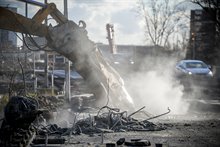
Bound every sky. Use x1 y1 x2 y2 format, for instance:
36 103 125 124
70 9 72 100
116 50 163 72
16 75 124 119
0 0 200 46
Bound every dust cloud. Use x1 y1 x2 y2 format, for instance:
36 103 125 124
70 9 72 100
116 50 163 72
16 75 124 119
126 54 190 115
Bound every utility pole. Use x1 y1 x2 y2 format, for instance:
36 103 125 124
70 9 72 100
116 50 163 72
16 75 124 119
64 0 71 101
44 0 49 88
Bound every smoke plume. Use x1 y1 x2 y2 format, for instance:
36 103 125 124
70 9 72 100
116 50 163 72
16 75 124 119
126 52 189 115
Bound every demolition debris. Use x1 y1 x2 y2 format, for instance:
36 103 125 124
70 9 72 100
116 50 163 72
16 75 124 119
0 96 169 146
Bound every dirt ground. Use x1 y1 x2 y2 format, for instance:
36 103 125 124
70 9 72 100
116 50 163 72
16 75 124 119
1 99 220 147
57 113 220 147
1 84 220 147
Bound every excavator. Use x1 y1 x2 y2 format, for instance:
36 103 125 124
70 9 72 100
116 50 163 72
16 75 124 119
0 1 135 146
0 1 134 107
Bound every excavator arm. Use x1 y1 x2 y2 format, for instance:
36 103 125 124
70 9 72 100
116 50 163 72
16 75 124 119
0 6 47 36
0 1 133 109
0 2 72 36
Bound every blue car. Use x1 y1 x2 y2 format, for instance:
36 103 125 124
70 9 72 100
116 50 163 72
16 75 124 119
176 60 213 77
50 70 83 79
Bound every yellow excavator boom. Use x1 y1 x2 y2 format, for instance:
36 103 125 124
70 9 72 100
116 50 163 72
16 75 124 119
0 2 133 109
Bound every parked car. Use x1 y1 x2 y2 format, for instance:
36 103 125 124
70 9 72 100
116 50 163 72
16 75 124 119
176 60 213 77
51 70 83 79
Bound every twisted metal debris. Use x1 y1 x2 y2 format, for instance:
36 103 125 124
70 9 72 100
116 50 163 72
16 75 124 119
36 105 170 136
0 96 171 147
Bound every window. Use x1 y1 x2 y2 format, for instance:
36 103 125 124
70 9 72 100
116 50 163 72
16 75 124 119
186 62 207 68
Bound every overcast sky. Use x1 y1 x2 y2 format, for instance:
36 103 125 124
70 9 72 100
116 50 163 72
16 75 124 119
0 0 200 46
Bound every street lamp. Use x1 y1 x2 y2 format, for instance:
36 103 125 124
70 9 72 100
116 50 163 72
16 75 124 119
191 32 196 59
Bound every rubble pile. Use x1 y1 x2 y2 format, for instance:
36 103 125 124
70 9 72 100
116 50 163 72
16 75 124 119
0 96 169 146
75 106 164 134
36 106 165 136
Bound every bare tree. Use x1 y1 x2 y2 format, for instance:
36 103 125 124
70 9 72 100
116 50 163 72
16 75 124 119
137 0 189 49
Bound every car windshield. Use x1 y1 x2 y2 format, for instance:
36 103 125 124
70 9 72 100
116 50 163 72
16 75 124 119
186 62 207 69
